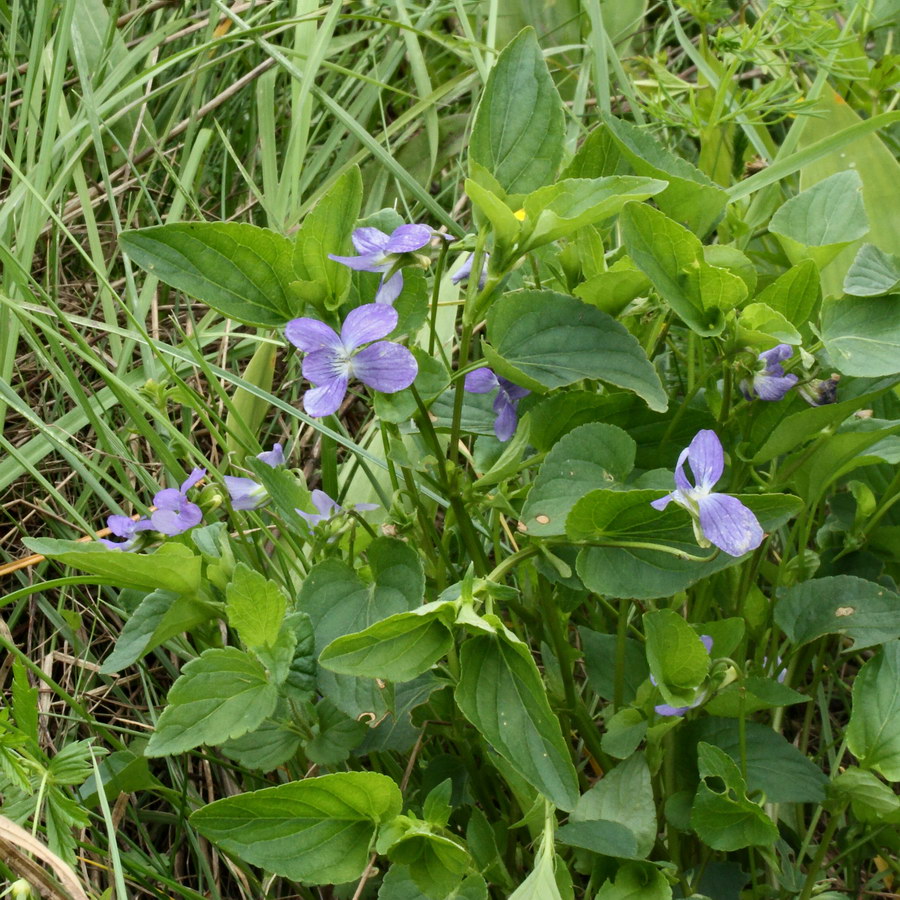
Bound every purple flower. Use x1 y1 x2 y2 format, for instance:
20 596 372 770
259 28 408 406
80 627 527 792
329 224 437 305
224 444 287 510
451 253 488 289
741 344 798 401
99 514 154 551
654 635 713 717
147 468 205 535
799 374 840 406
464 367 529 442
651 430 764 557
295 489 378 527
285 304 418 418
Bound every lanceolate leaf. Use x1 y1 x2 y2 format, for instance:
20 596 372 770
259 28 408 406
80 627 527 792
191 772 402 884
483 290 667 412
120 222 299 326
455 634 580 811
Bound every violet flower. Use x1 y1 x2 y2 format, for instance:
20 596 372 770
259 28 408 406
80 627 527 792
654 635 714 716
296 489 378 527
329 224 438 305
464 367 529 442
451 253 488 289
99 514 153 551
741 344 798 401
224 443 286 511
651 430 764 557
285 304 417 418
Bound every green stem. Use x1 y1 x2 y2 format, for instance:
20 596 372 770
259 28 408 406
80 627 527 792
320 427 338 498
796 802 847 900
613 598 629 712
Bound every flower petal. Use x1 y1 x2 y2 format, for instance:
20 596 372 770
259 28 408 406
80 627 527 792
687 430 724 492
351 227 391 255
384 223 433 253
152 487 184 511
700 634 714 654
655 703 691 717
754 372 798 402
499 378 530 401
340 303 398 349
650 492 676 511
375 271 403 305
673 447 693 494
150 500 202 535
257 443 285 467
493 399 518 442
285 317 342 353
311 489 341 518
180 467 206 493
697 492 764 557
303 348 345 386
303 377 349 417
759 343 793 369
351 341 418 393
107 514 139 538
224 476 267 510
464 367 499 394
327 252 386 272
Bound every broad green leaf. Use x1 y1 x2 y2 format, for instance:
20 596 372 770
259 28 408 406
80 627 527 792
620 203 745 335
469 28 565 194
225 339 277 456
644 610 709 705
775 575 900 650
594 862 672 900
359 673 442 755
847 641 900 781
574 265 651 318
601 709 648 759
703 245 757 296
521 423 635 536
456 634 580 811
191 772 402 884
563 753 655 859
305 699 367 766
465 176 521 267
220 704 303 773
579 628 649 704
736 302 801 345
528 391 613 451
562 126 626 179
225 563 286 651
690 743 778 851
755 259 820 328
319 601 455 683
284 611 317 703
685 719 827 803
24 539 202 596
99 589 216 675
705 677 810 717
78 750 162 807
821 295 900 376
483 290 667 411
575 495 803 599
519 177 667 252
554 820 638 858
601 113 727 236
385 826 471 899
119 223 298 326
843 243 900 297
830 767 900 822
379 866 488 900
508 824 562 900
146 648 278 756
293 165 362 310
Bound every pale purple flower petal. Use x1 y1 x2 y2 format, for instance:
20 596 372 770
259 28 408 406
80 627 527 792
296 489 378 528
224 476 268 511
303 377 349 417
673 447 692 494
384 224 433 253
493 400 518 442
108 515 140 538
464 367 499 393
327 252 387 272
302 348 347 386
699 634 714 653
312 489 341 518
285 318 342 353
180 468 206 493
351 342 418 393
375 270 403 305
655 702 692 717
686 430 724 492
451 253 488 289
340 303 398 349
152 488 184 511
500 378 530 402
351 227 391 255
697 493 765 557
149 500 202 536
257 443 285 467
650 492 676 511
742 344 798 402
759 344 793 367
753 372 798 402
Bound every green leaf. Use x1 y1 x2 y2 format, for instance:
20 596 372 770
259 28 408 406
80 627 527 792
847 641 900 781
24 539 202 596
519 177 667 252
843 243 900 297
146 648 278 756
528 391 613 451
521 423 635 537
465 176 521 267
601 709 648 760
225 563 286 651
601 112 727 236
220 702 303 773
821 295 900 376
508 825 563 900
386 827 471 899
191 771 402 884
455 633 580 811
119 222 299 326
830 767 900 822
579 628 649 705
594 862 672 900
284 611 317 703
644 610 709 706
775 575 900 650
620 203 745 336
245 456 313 525
319 601 455 683
483 290 667 411
379 866 489 900
574 265 651 318
469 27 565 194
705 677 810 717
769 170 868 250
305 699 367 766
755 259 820 328
226 340 277 456
736 302 801 345
690 743 778 851
293 166 362 311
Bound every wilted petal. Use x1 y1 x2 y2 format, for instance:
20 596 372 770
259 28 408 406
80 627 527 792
686 430 724 492
257 443 285 467
754 372 798 402
697 493 764 557
351 227 391 255
352 341 418 393
180 468 206 493
303 377 348 417
375 270 403 305
384 223 432 253
327 252 386 273
464 367 499 394
493 399 518 442
303 348 346 386
340 303 398 349
285 317 342 353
